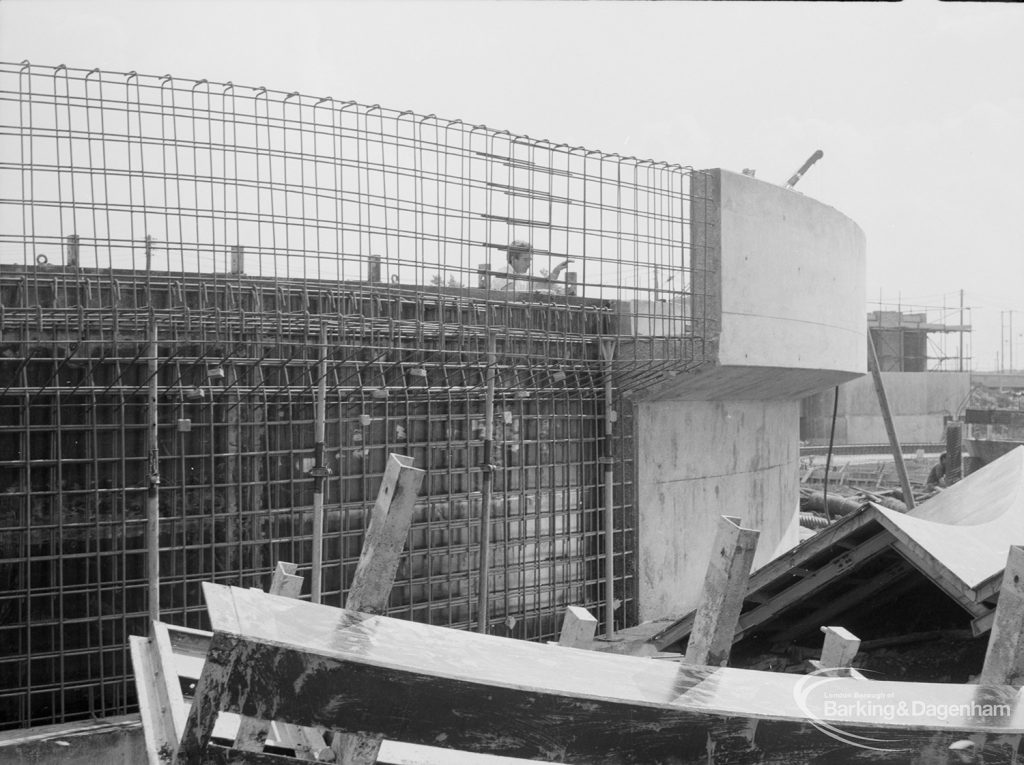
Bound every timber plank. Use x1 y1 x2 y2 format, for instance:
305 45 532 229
139 621 543 763
973 609 997 638
175 632 241 764
817 625 860 669
173 584 1024 764
558 606 598 649
980 546 1024 685
347 453 425 614
152 621 189 743
200 744 304 764
652 508 885 650
884 531 989 618
730 533 893 643
339 453 424 762
769 559 914 645
684 516 759 666
129 635 178 765
269 561 303 600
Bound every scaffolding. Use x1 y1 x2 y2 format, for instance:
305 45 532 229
868 302 972 373
0 61 713 729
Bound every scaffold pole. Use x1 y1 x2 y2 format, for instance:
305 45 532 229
147 321 160 629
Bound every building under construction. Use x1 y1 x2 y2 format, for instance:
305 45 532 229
0 61 869 745
868 307 971 373
0 61 711 730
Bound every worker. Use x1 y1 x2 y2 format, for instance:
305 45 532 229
926 452 947 490
490 239 571 293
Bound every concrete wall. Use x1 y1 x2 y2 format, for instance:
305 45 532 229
801 372 971 445
973 372 1024 390
636 400 800 621
636 169 866 621
717 173 866 381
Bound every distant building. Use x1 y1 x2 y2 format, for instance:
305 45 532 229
868 310 970 373
801 310 973 446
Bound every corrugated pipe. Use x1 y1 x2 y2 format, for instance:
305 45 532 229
799 512 831 530
800 491 867 518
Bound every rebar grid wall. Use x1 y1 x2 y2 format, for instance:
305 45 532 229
0 62 713 729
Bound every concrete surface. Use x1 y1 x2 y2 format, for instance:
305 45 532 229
801 371 971 445
716 171 865 380
973 372 1024 390
635 169 866 622
637 399 801 621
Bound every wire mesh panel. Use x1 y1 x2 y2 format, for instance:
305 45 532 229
0 62 712 372
0 61 710 729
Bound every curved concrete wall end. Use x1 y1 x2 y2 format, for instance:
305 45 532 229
636 169 867 623
717 170 866 380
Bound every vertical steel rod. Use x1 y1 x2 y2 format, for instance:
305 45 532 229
146 321 160 628
821 386 839 524
959 289 964 372
867 330 916 510
311 326 328 603
601 339 616 638
477 332 497 634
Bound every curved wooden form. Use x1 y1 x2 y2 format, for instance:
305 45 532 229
169 584 1024 765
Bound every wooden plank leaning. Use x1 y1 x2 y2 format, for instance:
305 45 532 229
128 630 179 765
683 515 759 667
979 545 1024 686
331 453 425 763
952 548 1024 765
346 454 425 614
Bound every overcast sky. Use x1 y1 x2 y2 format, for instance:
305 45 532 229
2 0 1022 371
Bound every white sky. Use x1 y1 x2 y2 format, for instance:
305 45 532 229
1 0 1022 370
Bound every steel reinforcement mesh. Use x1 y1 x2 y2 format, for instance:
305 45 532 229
0 62 710 729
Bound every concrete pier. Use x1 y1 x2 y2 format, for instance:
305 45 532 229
633 170 866 620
